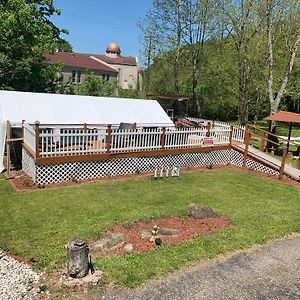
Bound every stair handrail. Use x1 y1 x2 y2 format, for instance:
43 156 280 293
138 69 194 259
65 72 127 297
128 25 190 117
248 124 300 148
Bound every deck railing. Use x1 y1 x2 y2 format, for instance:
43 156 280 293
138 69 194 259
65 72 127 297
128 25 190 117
39 127 107 157
23 123 36 154
231 125 245 143
110 128 162 153
23 122 246 158
186 117 230 128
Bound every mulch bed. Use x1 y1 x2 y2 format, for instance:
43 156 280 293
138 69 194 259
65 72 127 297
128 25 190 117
6 164 300 192
92 215 230 256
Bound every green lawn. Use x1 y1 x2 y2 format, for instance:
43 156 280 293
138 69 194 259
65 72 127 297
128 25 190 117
253 121 300 137
1 169 299 287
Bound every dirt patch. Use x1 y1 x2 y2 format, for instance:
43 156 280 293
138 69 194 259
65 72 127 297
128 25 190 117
91 215 230 257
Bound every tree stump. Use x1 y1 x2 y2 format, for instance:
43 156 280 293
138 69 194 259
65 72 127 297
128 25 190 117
67 239 89 278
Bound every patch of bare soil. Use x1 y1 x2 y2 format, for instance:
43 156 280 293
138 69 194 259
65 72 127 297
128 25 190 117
92 215 230 257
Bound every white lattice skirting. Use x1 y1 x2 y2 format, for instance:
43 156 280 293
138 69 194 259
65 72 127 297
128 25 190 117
22 149 36 181
22 149 280 185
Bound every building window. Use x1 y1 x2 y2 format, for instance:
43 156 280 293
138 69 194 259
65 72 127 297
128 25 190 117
71 70 81 84
72 70 76 83
102 74 110 82
77 71 81 84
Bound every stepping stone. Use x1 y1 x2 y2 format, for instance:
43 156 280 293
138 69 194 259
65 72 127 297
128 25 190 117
187 203 219 219
91 233 125 251
142 227 179 238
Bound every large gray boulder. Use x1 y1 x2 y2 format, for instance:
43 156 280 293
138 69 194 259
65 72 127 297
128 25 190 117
91 233 125 252
187 203 219 219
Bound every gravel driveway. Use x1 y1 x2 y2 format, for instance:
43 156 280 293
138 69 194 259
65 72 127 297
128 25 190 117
100 234 300 300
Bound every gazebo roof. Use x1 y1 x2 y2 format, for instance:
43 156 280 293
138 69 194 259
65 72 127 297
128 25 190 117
264 111 300 123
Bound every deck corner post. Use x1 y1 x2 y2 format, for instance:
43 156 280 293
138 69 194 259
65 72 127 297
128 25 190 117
243 127 250 169
6 120 11 177
35 121 40 159
22 120 25 143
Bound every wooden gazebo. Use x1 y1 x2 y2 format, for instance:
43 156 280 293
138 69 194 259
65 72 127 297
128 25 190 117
265 111 300 151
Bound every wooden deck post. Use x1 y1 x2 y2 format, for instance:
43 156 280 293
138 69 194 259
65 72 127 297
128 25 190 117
83 123 87 150
243 124 249 144
243 127 250 169
229 125 233 146
287 122 292 152
22 120 25 142
279 147 287 180
207 122 211 136
6 121 11 177
106 125 112 154
35 121 40 159
161 127 166 149
259 132 266 151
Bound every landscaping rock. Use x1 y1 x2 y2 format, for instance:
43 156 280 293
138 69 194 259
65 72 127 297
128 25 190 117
187 203 219 219
141 230 152 238
141 227 179 238
91 233 125 252
158 227 179 236
63 270 103 288
124 244 133 253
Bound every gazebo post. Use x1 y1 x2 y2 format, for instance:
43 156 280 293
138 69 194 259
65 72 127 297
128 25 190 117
266 120 272 152
287 122 292 152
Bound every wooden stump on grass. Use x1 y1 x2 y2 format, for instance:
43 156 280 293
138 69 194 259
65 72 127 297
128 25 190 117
67 240 89 278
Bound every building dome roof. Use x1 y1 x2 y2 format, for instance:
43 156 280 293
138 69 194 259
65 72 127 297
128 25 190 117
106 42 121 54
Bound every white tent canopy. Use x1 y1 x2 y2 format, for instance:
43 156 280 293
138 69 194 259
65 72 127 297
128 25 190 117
0 90 174 172
0 90 173 127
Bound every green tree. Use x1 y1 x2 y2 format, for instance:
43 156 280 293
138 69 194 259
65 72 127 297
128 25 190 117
264 0 300 118
56 39 73 52
0 0 65 92
117 87 143 99
79 72 116 97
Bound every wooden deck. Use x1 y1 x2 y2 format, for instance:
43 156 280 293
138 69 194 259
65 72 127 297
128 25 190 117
233 144 300 181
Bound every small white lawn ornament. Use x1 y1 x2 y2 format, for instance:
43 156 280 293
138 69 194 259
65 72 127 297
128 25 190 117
171 166 180 177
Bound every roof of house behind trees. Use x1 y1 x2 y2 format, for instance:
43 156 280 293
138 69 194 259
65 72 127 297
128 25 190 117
44 53 118 73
